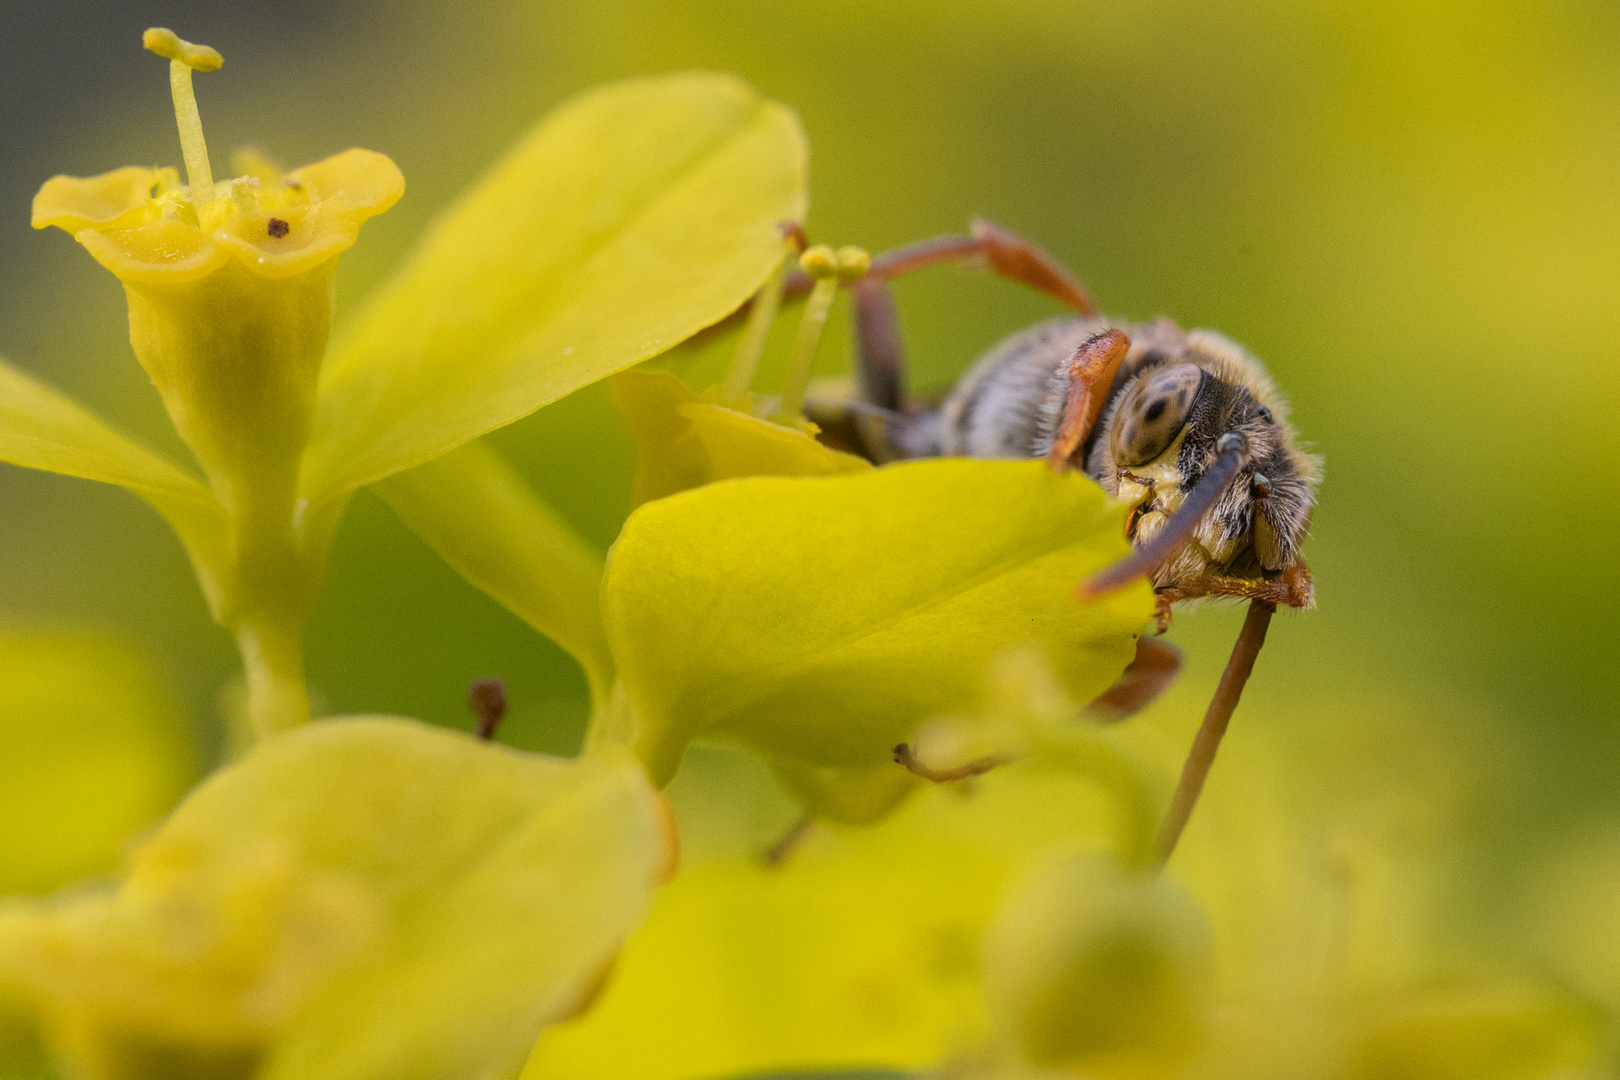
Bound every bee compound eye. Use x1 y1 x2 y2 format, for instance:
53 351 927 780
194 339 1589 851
1257 405 1275 424
1111 363 1202 466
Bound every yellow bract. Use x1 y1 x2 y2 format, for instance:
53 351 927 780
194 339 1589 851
602 459 1154 786
305 72 809 501
613 370 870 510
0 719 670 1080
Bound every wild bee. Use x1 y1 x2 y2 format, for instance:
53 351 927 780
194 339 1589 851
790 219 1321 857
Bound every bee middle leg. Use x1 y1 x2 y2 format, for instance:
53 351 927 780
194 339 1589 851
1159 562 1315 610
1086 637 1183 723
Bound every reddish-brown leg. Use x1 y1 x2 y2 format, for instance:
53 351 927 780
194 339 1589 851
783 217 1098 313
1157 561 1315 610
851 275 907 413
1086 637 1183 723
1045 330 1131 471
1156 599 1275 863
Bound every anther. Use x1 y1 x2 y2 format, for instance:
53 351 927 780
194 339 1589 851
142 28 223 70
468 677 507 740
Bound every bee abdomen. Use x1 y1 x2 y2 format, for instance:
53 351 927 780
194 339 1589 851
934 316 1111 459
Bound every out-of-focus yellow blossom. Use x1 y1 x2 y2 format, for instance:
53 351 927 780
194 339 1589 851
5 29 806 738
0 633 194 897
525 653 1614 1080
0 719 671 1080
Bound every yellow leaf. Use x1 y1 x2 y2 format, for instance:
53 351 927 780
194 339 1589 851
602 459 1153 785
372 443 615 709
0 358 230 614
305 72 809 502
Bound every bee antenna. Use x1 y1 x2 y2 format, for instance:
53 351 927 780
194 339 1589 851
1079 432 1251 599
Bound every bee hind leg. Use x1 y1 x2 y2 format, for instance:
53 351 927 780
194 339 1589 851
787 219 1099 313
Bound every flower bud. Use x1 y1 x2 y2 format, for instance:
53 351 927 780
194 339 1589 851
982 854 1213 1076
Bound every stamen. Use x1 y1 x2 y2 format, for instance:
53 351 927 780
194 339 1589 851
721 228 798 406
143 29 223 216
1078 432 1251 599
468 677 507 740
773 244 869 425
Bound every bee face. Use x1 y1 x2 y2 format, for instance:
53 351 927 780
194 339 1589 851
1090 328 1320 582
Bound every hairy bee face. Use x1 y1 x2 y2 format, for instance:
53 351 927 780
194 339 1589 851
1091 328 1319 584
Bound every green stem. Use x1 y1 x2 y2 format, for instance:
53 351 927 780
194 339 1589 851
1048 737 1160 870
721 246 791 405
236 615 310 738
772 277 839 425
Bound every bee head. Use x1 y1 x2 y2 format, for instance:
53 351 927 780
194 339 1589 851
1103 349 1317 576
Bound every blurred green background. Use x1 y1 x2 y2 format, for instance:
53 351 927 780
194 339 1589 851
1 0 1615 979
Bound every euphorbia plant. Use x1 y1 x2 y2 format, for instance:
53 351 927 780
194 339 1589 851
5 28 805 738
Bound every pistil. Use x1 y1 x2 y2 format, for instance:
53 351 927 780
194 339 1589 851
142 28 223 218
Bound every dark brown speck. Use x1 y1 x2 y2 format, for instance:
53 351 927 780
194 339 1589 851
267 217 290 239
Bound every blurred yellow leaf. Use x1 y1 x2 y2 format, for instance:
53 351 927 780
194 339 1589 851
0 633 194 897
612 370 869 510
0 359 230 613
372 442 615 708
305 72 809 502
602 459 1153 785
0 718 670 1080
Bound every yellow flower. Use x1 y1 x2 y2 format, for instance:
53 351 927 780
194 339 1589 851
0 718 672 1080
3 29 807 738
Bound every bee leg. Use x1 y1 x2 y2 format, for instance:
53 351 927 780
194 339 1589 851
1086 637 1183 723
1046 330 1131 470
1157 599 1275 862
1159 563 1315 610
851 275 907 413
783 218 1097 313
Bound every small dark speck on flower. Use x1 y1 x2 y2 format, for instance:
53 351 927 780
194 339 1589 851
267 217 290 239
469 677 507 740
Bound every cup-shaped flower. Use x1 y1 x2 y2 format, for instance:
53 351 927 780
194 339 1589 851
0 719 671 1080
4 29 807 738
34 150 404 637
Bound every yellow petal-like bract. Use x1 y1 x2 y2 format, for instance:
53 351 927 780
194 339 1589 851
603 458 1154 785
305 72 809 501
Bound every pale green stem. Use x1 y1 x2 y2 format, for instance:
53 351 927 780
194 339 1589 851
721 245 791 405
773 277 839 425
1045 736 1160 870
236 616 310 738
167 59 214 211
583 679 638 757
